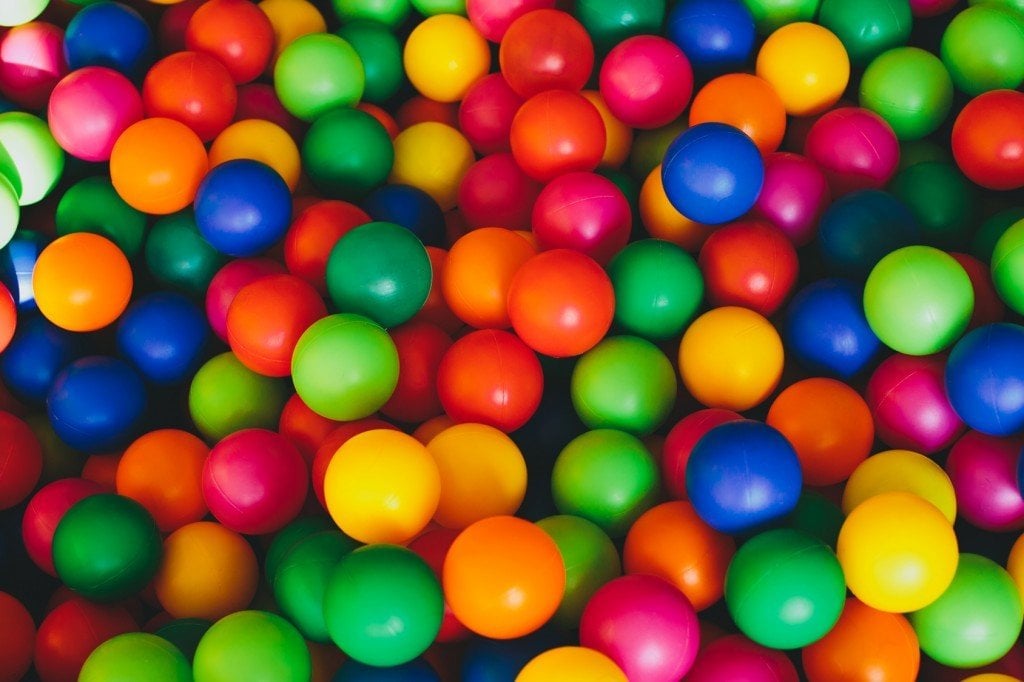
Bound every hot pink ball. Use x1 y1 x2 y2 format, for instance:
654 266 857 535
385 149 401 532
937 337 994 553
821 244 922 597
599 35 693 130
202 428 308 535
466 0 557 42
458 73 523 155
21 478 104 576
662 409 744 500
866 353 965 454
752 152 831 247
458 152 541 231
580 575 701 682
48 67 144 162
804 107 900 197
0 22 68 111
205 257 287 342
531 171 631 264
946 430 1024 532
687 635 799 682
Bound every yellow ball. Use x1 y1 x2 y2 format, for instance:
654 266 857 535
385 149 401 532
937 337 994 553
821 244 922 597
258 0 327 60
842 449 957 523
678 306 783 411
755 22 850 116
963 675 1023 682
837 491 959 613
404 14 490 103
1007 533 1024 606
517 647 627 682
581 91 633 169
210 119 301 191
324 429 440 544
390 122 474 210
639 165 714 252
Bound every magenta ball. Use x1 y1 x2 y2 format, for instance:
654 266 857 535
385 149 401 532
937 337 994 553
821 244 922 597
866 353 965 454
467 0 557 42
21 478 104 577
752 152 831 247
201 428 308 535
531 171 631 264
458 73 523 155
580 575 700 682
599 35 693 130
0 22 68 110
946 430 1024 532
205 257 287 342
458 152 541 231
686 635 798 682
804 107 900 197
48 67 144 162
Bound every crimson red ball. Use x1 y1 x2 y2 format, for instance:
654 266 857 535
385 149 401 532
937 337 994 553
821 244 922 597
532 171 631 265
804 107 900 196
946 430 1024 532
34 598 136 682
662 409 744 500
0 411 42 511
235 82 305 141
185 0 274 84
686 635 799 682
0 592 35 682
599 35 693 129
381 321 452 424
458 73 523 155
952 89 1024 191
499 9 594 98
458 153 541 231
142 50 238 142
157 0 204 54
467 0 557 42
278 393 341 464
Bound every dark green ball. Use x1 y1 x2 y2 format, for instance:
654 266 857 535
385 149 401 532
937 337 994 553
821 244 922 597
575 0 665 51
56 177 147 258
303 108 394 201
889 161 976 250
819 0 911 66
273 531 359 642
145 212 226 297
786 492 845 547
154 619 211 663
336 22 405 104
973 207 1024 263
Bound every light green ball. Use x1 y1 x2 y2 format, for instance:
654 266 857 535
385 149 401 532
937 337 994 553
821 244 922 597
0 112 64 206
194 611 311 682
992 218 1024 316
80 633 191 682
860 47 953 141
188 352 290 442
940 5 1024 95
0 0 48 26
274 34 365 121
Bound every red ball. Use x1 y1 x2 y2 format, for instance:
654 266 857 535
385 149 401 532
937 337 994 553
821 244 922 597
381 321 453 424
458 73 523 155
458 153 541 231
278 393 341 465
22 478 104 576
185 0 274 84
284 200 370 294
950 252 1006 330
946 430 1024 532
532 172 631 265
662 409 744 500
408 527 472 643
202 429 309 535
686 634 799 682
952 89 1024 191
143 51 238 142
0 411 42 511
510 89 606 181
206 257 287 342
0 592 34 682
158 0 204 54
0 22 67 110
311 418 398 508
235 82 305 141
437 329 543 432
752 152 831 247
698 220 799 316
599 35 693 130
499 9 594 98
395 96 459 130
804 107 900 196
0 283 14 354
34 598 136 682
467 0 557 42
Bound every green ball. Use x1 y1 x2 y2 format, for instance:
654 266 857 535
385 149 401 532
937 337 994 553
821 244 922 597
411 0 465 15
888 162 976 249
188 352 290 442
145 211 226 296
0 172 17 249
274 34 365 121
575 0 665 51
303 107 394 200
537 515 621 627
80 633 191 682
976 207 1024 263
326 222 431 328
551 429 660 537
992 218 1024 315
193 611 311 682
630 120 688 180
818 0 910 66
570 335 676 435
0 111 64 206
333 0 411 28
52 494 162 602
56 177 147 258
273 531 359 642
971 0 1024 15
264 516 335 585
323 544 443 667
607 239 703 340
291 314 399 421
863 245 974 356
859 47 953 141
940 5 1024 96
725 529 846 650
337 22 405 104
742 0 821 33
786 492 845 548
898 140 951 172
154 619 211 663
910 554 1024 668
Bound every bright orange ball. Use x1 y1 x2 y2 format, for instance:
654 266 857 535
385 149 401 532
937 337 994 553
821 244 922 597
442 227 536 329
510 90 606 182
689 74 787 155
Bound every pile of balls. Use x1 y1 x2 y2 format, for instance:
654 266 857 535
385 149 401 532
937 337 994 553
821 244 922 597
1 0 1024 679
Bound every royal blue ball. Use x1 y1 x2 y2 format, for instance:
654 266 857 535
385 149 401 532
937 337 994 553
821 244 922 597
818 189 919 280
117 293 209 385
194 160 292 258
47 356 146 452
666 0 756 74
362 184 445 247
333 659 440 682
63 1 155 78
946 323 1024 437
0 316 78 403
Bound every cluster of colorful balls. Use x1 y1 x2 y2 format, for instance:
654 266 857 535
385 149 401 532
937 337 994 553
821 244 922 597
2 0 1024 680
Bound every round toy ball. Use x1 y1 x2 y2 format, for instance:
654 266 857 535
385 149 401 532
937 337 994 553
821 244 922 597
532 172 631 265
842 449 957 523
946 323 1024 437
458 74 523 155
952 90 1024 190
193 611 310 682
47 356 145 452
686 635 798 682
941 6 1024 96
666 0 755 75
194 159 292 257
0 111 64 207
390 122 474 210
993 218 1024 310
63 2 153 78
48 67 142 163
0 592 34 682
948 431 1024 531
459 154 540 233
145 212 226 297
678 306 784 411
278 393 342 461
209 119 301 191
859 47 953 141
185 0 274 84
819 0 912 65
273 530 357 642
0 411 41 511
264 516 336 585
0 0 48 26
189 351 290 441
34 598 137 682
661 410 743 501
510 89 606 182
752 152 830 247
0 22 67 110
598 36 692 130
698 220 798 316
363 184 445 247
499 9 593 97
284 201 370 293
804 107 900 196
583 91 633 168
110 117 208 215
466 0 555 42
380 321 451 424
575 0 664 51
205 257 286 342
117 293 207 385
910 0 958 17
336 21 404 105
441 227 535 329
273 34 363 121
202 429 308 535
536 515 620 627
689 74 785 156
953 254 1007 331
303 107 394 201
743 0 819 32
518 647 626 682
143 51 236 143
661 122 764 225
404 15 489 103
80 633 190 682
638 164 715 257
817 189 919 279
315 418 398 509
53 493 162 601
21 478 103 575
756 22 850 116
890 162 976 250
55 177 146 259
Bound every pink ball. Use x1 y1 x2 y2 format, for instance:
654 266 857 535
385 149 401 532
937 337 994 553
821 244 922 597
458 152 541 231
21 478 104 576
804 107 900 197
687 635 799 682
866 353 965 454
599 35 693 130
662 409 744 500
0 22 68 111
466 0 557 42
48 67 144 162
752 152 831 247
531 171 631 264
458 73 523 155
580 575 701 682
946 430 1024 532
205 257 287 342
202 428 308 535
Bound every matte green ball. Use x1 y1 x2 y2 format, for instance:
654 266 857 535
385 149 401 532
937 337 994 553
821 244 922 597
940 5 1024 96
910 554 1024 668
188 352 290 442
264 516 335 585
992 218 1024 315
326 221 431 328
570 335 677 435
725 529 846 650
608 239 703 340
576 0 665 51
863 245 974 356
323 544 443 667
411 0 465 15
888 162 975 249
193 611 311 682
291 314 399 421
537 515 621 626
56 177 147 257
145 211 226 296
786 492 845 548
336 22 405 104
819 0 911 65
274 34 365 121
551 429 660 537
80 633 191 682
859 47 953 140
52 494 162 602
976 208 1024 263
333 0 411 28
303 107 394 200
273 531 359 642
742 0 821 33
630 120 688 180
154 618 211 663
0 111 64 206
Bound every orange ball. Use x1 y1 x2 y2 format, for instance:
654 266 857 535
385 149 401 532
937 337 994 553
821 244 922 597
442 227 536 329
510 90 606 182
33 233 133 332
443 515 565 639
689 74 787 155
412 414 456 445
639 165 714 251
581 90 633 168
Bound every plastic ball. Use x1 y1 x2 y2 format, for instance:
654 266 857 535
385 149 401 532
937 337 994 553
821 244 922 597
334 21 403 105
34 598 137 682
145 212 226 297
581 90 633 168
817 189 919 279
457 154 538 231
303 108 393 201
194 159 292 257
518 647 626 682
952 90 1024 190
598 36 692 130
535 515 620 626
510 89 606 182
205 257 286 341
0 592 34 682
63 2 153 78
47 356 145 452
993 219 1024 315
499 9 593 97
209 119 300 191
0 0 47 26
311 419 398 508
756 22 850 116
0 411 41 510
390 122 474 210
193 611 310 682
952 252 1005 329
406 527 469 643
531 172 630 264
842 449 956 523
273 33 363 121
331 0 408 27
686 635 798 682
273 530 357 642
805 107 900 196
110 117 208 215
185 0 273 84
284 200 370 293
638 164 714 250
79 633 191 682
942 6 1024 96
55 177 146 258
698 220 798 316
819 0 912 65
47 67 142 163
0 111 64 207
143 51 236 143
466 0 554 41
457 74 523 155
948 431 1024 531
362 184 444 247
860 47 953 141
666 0 755 74
946 324 1024 436
117 293 208 385
190 352 289 440
660 410 743 500
404 15 489 103
0 22 67 110
235 83 304 139
441 227 534 328
751 152 830 246
689 74 785 155
21 478 103 575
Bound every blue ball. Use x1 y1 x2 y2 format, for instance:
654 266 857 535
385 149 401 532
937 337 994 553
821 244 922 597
362 185 445 247
818 189 919 280
333 659 439 682
63 1 154 78
47 356 146 452
784 278 881 379
462 633 556 682
666 0 756 74
946 323 1024 437
686 420 803 534
0 230 45 312
117 293 209 385
661 122 764 225
0 316 77 404
194 160 292 257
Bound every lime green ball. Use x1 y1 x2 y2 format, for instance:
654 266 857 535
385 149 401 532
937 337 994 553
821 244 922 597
743 0 821 33
630 119 688 180
188 352 290 442
940 5 1024 96
0 172 17 249
80 633 191 682
194 611 311 682
786 492 845 548
888 162 976 249
976 208 1024 263
291 314 399 421
864 245 974 356
0 140 21 196
154 619 211 663
860 47 953 141
303 107 393 200
145 212 227 296
333 0 411 27
551 429 660 537
336 22 405 104
537 515 621 626
0 0 48 26
411 0 465 15
274 34 365 121
273 531 359 642
0 112 64 206
971 0 1024 15
576 0 665 52
992 218 1024 315
819 0 911 65
56 177 147 258
264 516 335 585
